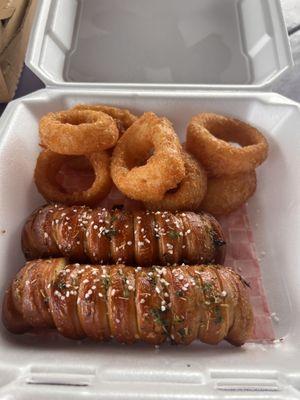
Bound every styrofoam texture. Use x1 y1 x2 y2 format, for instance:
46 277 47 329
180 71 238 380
26 0 293 90
0 88 300 398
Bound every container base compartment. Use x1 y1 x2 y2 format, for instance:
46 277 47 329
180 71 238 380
0 89 300 398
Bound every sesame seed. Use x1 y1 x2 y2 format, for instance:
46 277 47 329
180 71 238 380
161 305 166 311
111 289 116 296
155 287 161 294
140 298 145 304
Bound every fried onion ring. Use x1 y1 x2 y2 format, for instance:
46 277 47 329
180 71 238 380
200 171 257 216
111 112 185 202
39 109 119 155
144 152 207 211
186 113 268 177
73 104 138 135
34 149 112 205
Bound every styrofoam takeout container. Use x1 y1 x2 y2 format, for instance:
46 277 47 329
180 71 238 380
1 1 300 399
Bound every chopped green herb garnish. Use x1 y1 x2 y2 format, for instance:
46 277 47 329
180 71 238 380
102 276 110 291
103 228 117 238
203 282 213 294
215 315 223 324
150 308 169 334
58 282 66 291
168 230 180 239
176 290 184 297
214 305 223 324
148 275 156 287
173 315 184 323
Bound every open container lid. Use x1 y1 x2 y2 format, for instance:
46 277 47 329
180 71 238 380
26 0 293 90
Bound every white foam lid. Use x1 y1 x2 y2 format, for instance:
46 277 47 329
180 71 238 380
26 0 293 89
